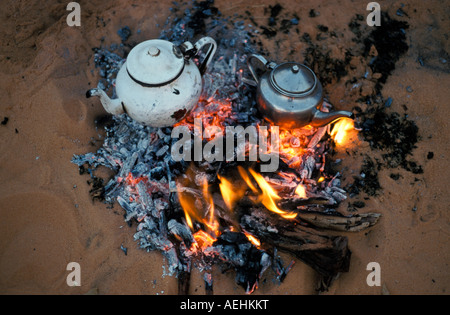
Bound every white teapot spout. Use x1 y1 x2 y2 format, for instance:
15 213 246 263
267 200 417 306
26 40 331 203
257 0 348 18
86 88 124 115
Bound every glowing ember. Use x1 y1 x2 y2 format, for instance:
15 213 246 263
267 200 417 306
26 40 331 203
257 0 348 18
118 172 146 186
174 98 233 141
192 230 217 252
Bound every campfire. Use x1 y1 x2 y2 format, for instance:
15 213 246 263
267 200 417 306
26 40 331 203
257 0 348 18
73 1 381 294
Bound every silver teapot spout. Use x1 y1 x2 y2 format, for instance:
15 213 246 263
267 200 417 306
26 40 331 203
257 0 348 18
310 109 354 128
86 88 124 115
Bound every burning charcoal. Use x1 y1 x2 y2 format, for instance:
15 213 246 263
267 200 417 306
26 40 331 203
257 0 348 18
307 126 327 149
289 136 301 148
259 252 271 278
207 232 269 293
194 172 211 186
272 248 294 283
71 152 110 169
330 177 341 187
137 137 150 152
133 161 150 175
287 156 301 169
145 166 165 180
142 216 158 233
265 176 297 191
156 145 169 157
168 219 195 246
302 155 316 179
136 181 153 209
203 271 213 295
169 180 177 193
102 153 120 170
331 191 347 203
118 151 139 178
103 179 121 203
117 196 136 219
156 128 170 143
164 247 180 275
154 198 169 219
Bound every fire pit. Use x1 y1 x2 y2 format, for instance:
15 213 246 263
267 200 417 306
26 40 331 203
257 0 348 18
73 1 385 294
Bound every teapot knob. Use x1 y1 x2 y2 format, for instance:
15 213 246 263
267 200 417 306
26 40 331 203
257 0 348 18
291 65 300 73
148 47 160 57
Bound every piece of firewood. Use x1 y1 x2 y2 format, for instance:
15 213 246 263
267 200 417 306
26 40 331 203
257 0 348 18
297 211 381 232
240 208 351 291
177 269 191 295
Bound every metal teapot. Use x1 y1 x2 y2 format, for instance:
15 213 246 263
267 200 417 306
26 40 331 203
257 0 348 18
247 54 353 129
87 37 217 127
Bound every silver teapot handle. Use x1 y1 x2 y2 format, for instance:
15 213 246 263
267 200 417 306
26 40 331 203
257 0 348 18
194 37 217 76
247 54 277 84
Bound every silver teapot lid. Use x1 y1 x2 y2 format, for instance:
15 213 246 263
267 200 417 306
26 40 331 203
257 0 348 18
270 62 318 98
126 39 184 86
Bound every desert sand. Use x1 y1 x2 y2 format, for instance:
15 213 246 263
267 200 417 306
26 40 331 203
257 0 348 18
0 0 448 295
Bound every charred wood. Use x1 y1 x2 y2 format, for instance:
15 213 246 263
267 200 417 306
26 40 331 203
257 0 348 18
240 208 351 291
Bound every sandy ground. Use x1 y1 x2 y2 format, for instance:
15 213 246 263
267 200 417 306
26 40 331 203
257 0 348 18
0 0 448 295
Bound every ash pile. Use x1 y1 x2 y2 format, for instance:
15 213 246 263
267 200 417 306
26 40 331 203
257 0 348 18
73 1 380 293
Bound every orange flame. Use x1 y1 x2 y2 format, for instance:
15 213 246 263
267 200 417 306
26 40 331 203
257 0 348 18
218 175 245 211
243 231 261 247
201 177 219 234
177 188 198 230
192 230 217 251
330 118 355 146
236 166 297 220
237 166 258 193
176 171 219 252
295 184 307 199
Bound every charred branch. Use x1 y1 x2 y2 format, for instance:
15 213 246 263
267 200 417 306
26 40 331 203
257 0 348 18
240 208 351 291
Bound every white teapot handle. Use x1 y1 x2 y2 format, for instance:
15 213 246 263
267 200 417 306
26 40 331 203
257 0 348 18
194 37 217 75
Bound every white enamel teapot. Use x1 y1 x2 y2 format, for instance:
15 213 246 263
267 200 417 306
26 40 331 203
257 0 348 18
87 37 217 127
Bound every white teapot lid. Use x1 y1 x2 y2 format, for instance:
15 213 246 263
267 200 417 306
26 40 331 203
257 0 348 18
126 39 185 86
